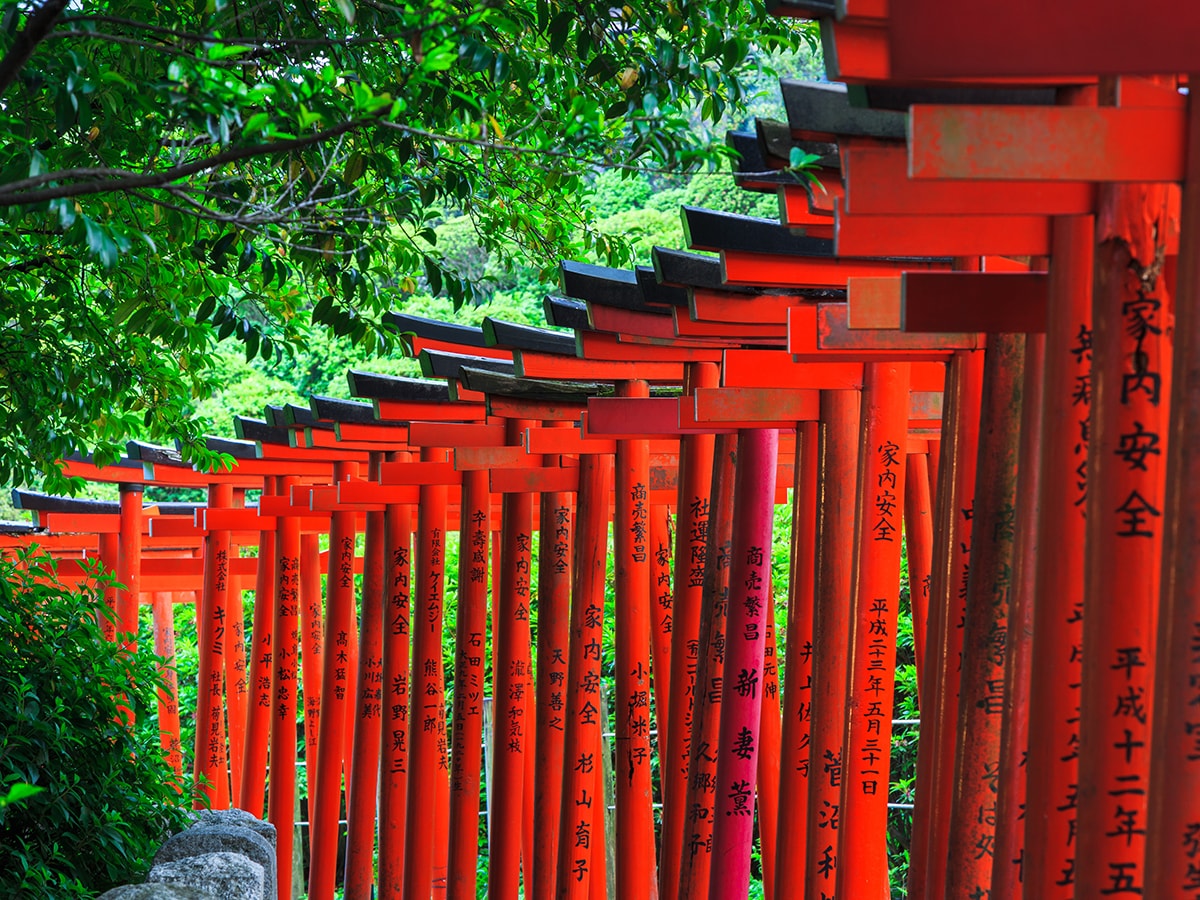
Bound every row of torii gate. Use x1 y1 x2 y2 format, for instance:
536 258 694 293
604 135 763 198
8 3 1200 898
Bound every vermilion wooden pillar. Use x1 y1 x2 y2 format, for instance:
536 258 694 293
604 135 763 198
1077 126 1173 897
904 452 934 708
661 361 718 900
116 483 144 656
311 460 361 900
709 428 779 899
992 333 1046 899
226 492 249 804
299 533 324 817
407 448 450 900
532 480 572 900
676 433 737 900
380 474 414 900
345 454 387 900
490 421 535 899
556 453 613 899
649 503 673 751
1146 78 1200 900
944 335 1025 898
194 482 233 809
613 380 657 899
756 582 781 900
909 350 984 900
837 363 911 899
268 479 302 900
1024 212 1093 898
805 391 860 900
240 478 277 816
152 591 183 777
448 468 491 900
775 418 818 900
99 532 119 641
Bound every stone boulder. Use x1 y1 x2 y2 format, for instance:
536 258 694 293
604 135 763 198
97 885 213 900
154 824 275 900
187 808 277 849
148 851 264 900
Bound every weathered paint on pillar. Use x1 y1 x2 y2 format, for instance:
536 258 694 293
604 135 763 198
775 419 818 899
991 333 1046 899
1146 76 1200 900
1024 211 1094 898
904 452 934 710
945 335 1025 897
709 427 779 899
298 532 323 818
676 433 737 899
649 503 673 756
1077 103 1174 897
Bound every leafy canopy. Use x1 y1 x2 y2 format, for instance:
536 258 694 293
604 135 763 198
0 0 812 488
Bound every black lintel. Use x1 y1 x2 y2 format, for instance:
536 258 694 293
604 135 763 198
482 318 577 356
559 260 671 316
634 267 689 307
126 441 183 466
384 312 488 349
278 403 333 429
459 366 605 401
63 452 142 470
234 417 292 445
780 79 906 140
756 118 839 169
682 205 835 256
846 84 1057 112
544 296 592 331
652 247 753 293
347 371 451 403
309 395 377 424
11 490 198 516
0 521 39 534
206 435 259 459
419 348 516 381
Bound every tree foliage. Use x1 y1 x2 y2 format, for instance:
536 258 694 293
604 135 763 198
0 550 191 897
0 0 812 487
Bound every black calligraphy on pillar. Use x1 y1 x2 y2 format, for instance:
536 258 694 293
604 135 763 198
872 441 902 542
1070 323 1092 510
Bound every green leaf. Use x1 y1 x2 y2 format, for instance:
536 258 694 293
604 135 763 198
2 783 44 806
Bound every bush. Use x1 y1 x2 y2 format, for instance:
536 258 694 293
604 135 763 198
0 550 191 897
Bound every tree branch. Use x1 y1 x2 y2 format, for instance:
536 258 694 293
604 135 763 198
0 0 71 97
0 117 375 207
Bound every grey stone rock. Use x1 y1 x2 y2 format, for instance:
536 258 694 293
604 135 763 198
97 885 214 900
149 851 264 900
186 808 277 849
155 824 275 900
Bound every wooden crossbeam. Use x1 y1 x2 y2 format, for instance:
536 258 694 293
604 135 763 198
908 106 1186 183
841 140 1096 216
722 250 950 289
835 208 1052 257
888 1 1200 78
901 272 1049 334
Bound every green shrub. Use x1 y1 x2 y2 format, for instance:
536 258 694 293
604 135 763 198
0 549 191 898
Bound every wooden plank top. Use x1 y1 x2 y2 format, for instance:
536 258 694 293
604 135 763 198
780 79 906 140
348 371 452 403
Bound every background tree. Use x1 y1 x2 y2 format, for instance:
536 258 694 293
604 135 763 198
0 0 813 489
